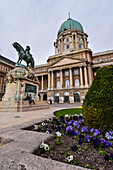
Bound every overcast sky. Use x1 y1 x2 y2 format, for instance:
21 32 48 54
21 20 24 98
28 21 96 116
0 0 113 65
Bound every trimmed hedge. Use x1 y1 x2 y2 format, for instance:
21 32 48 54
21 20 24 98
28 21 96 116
83 65 113 133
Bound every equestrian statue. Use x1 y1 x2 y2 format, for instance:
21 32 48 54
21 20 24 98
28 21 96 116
12 42 35 68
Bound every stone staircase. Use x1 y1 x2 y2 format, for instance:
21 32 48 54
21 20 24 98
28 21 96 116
21 101 49 112
0 100 49 112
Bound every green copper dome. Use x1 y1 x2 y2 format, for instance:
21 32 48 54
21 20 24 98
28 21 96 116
58 18 84 35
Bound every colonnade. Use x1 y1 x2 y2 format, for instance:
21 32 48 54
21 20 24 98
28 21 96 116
39 65 91 91
46 66 89 91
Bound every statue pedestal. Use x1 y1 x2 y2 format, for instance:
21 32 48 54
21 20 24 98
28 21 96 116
0 65 48 112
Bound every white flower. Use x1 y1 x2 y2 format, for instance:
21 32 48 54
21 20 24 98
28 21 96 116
65 114 70 118
40 141 44 148
34 125 38 130
74 114 79 117
56 131 62 137
40 141 50 151
41 122 45 126
49 118 53 121
44 144 50 151
47 119 50 122
80 114 83 116
66 155 74 162
46 131 49 134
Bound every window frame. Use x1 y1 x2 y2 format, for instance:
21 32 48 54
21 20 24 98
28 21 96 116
56 72 60 77
74 69 79 75
75 79 79 87
57 81 60 88
65 70 69 76
65 80 69 88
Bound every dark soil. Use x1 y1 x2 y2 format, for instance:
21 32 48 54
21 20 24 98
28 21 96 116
26 116 113 170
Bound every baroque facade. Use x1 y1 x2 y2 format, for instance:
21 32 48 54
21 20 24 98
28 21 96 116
34 17 113 104
0 55 15 100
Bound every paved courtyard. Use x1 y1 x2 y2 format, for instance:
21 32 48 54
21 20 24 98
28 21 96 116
0 103 81 129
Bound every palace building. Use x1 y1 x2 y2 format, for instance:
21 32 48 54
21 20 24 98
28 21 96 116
34 17 113 104
0 55 15 100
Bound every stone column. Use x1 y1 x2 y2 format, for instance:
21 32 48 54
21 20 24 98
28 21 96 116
61 36 63 52
41 75 43 91
84 66 88 87
88 64 93 86
1 76 4 92
80 66 83 87
54 42 57 55
59 40 61 53
48 72 50 90
0 76 1 91
83 35 87 48
60 69 62 88
51 71 54 89
75 33 77 50
72 34 74 49
69 68 72 88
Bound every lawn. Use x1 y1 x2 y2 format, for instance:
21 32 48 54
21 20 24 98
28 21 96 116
54 108 82 117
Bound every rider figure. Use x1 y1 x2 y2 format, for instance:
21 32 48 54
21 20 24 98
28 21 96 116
25 46 31 60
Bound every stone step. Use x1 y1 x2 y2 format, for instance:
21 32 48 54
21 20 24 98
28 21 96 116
0 101 49 112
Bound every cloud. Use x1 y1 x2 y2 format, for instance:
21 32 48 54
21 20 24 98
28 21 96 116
0 0 113 65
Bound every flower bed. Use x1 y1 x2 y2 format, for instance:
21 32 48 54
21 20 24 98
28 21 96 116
30 114 113 169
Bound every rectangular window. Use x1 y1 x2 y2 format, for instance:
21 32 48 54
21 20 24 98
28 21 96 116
79 44 81 49
57 72 60 77
74 69 78 75
66 45 69 49
5 68 8 72
65 70 69 76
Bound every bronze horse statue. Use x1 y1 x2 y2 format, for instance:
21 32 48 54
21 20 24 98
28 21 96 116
12 42 35 68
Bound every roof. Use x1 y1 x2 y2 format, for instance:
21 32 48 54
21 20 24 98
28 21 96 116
58 18 84 35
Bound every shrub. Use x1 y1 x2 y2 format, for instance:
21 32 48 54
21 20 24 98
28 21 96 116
83 65 113 133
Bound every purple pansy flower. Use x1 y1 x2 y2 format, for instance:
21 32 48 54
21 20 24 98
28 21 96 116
73 121 78 127
75 130 80 135
104 154 110 161
85 136 90 143
100 138 106 144
77 124 80 129
93 129 100 136
78 139 83 145
81 126 88 133
66 126 73 131
90 128 94 133
71 145 78 151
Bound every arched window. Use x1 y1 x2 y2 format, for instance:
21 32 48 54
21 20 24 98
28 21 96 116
74 91 80 102
64 91 69 96
64 91 69 103
54 93 59 103
75 79 79 87
65 80 69 88
57 81 60 88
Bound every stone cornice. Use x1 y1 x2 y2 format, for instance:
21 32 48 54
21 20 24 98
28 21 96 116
93 50 113 57
47 48 92 61
0 59 15 68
